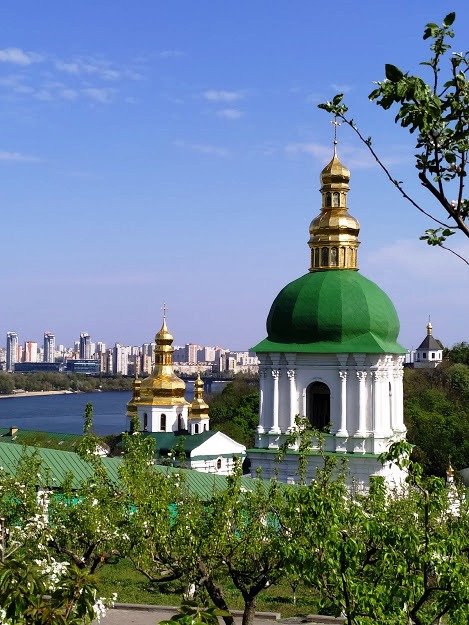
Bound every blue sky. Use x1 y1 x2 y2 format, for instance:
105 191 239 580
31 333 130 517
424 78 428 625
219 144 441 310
0 1 468 351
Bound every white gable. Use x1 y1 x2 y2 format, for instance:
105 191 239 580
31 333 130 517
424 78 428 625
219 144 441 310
189 431 246 457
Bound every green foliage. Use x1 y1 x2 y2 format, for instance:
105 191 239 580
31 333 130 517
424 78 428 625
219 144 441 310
160 600 230 625
281 440 469 625
404 365 469 475
0 372 135 395
0 374 15 394
208 375 259 447
445 341 469 365
319 12 469 261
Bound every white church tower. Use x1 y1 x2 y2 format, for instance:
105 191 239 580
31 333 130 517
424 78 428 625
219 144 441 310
127 313 190 433
248 141 407 487
414 320 443 368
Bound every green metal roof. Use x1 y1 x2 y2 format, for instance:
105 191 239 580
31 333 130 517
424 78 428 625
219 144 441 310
140 430 217 453
0 442 121 489
0 442 259 500
253 270 406 354
0 429 83 449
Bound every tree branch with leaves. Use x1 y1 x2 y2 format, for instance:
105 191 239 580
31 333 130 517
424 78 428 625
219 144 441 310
319 12 469 265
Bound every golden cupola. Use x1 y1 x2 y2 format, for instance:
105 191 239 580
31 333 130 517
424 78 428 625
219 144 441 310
189 372 209 422
308 142 360 271
138 316 189 406
126 376 141 419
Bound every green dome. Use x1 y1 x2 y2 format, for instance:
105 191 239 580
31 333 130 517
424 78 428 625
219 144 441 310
253 270 406 354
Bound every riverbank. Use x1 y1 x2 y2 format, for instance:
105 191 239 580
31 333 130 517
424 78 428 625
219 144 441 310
0 390 76 399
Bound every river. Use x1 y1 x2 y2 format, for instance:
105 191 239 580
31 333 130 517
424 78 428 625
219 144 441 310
0 383 226 436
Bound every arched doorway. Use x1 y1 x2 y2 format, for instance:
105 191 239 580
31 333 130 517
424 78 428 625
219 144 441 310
307 382 331 430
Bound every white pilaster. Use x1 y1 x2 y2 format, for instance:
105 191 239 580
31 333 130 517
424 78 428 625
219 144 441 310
393 367 405 432
257 368 267 433
356 371 367 436
287 369 296 429
372 370 383 436
270 370 281 434
336 370 348 436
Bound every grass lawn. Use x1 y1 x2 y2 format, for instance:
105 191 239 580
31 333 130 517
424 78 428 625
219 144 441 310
96 559 323 617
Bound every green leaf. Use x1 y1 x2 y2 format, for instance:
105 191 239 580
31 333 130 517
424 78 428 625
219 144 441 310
423 23 439 40
385 64 404 82
443 12 456 27
332 93 344 106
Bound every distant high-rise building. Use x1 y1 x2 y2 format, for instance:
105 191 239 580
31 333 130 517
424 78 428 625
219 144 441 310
198 346 216 363
185 343 199 364
96 342 106 354
6 332 18 372
23 341 38 363
79 333 91 359
113 343 128 375
43 332 55 363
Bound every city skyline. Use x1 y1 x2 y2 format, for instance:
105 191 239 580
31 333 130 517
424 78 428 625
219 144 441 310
0 1 467 351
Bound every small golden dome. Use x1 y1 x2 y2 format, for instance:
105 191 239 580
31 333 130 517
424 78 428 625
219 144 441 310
320 150 350 186
155 317 173 344
309 210 360 237
126 377 141 417
189 372 209 421
138 315 189 407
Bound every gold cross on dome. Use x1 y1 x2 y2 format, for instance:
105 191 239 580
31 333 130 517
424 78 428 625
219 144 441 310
161 303 167 320
331 117 341 144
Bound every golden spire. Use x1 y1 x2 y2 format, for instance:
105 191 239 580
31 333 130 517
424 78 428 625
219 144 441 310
126 375 141 419
308 123 360 272
138 308 189 406
189 371 210 423
446 460 455 482
427 317 433 336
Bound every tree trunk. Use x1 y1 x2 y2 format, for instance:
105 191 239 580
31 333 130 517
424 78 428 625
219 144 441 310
242 596 258 625
197 561 234 625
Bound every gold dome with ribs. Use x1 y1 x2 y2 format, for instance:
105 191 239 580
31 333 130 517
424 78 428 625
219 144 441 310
308 144 360 272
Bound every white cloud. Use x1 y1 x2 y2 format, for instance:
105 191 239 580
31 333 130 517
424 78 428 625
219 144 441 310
173 140 229 158
34 90 53 101
285 142 332 161
217 108 243 120
363 238 468 282
0 151 42 163
330 83 353 93
55 57 141 81
361 238 468 347
285 141 411 169
0 48 42 65
203 90 243 102
60 89 78 100
159 50 184 59
81 87 115 103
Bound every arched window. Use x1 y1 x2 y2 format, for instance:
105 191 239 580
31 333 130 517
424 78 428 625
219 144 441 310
216 458 222 470
178 413 184 430
330 247 338 267
143 413 148 431
160 414 166 431
325 192 332 207
306 382 331 430
321 247 329 266
194 423 199 434
314 248 320 267
204 424 207 431
333 192 339 206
